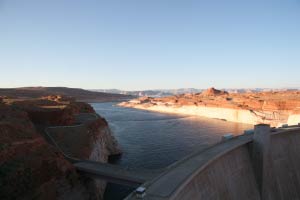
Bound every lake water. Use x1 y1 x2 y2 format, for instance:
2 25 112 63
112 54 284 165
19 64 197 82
91 102 253 200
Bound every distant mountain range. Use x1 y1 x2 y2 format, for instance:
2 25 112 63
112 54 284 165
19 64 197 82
92 88 201 97
1 87 298 100
0 87 132 102
92 87 300 97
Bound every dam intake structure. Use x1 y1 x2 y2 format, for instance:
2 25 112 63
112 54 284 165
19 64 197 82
126 124 300 200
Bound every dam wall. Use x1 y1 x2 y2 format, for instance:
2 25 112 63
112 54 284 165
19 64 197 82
173 145 260 200
270 129 300 199
126 126 300 200
123 104 297 127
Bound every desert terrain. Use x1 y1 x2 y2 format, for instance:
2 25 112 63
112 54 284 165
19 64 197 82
119 88 300 127
0 87 132 103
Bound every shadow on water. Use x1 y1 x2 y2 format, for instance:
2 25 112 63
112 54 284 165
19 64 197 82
104 155 135 200
104 183 134 200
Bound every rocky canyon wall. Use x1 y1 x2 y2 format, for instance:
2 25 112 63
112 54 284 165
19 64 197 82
0 97 121 200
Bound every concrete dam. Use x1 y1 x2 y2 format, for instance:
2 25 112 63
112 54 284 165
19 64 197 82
126 124 300 200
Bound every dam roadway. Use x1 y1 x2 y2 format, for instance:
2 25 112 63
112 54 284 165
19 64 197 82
125 125 300 200
73 160 162 187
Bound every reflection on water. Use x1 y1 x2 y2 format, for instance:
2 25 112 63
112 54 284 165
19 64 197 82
91 102 253 200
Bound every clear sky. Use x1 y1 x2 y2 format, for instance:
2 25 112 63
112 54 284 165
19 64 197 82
0 0 299 90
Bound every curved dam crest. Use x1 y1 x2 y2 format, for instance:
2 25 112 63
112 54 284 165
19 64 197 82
126 126 300 200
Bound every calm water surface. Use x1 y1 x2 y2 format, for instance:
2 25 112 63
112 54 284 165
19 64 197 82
91 102 253 199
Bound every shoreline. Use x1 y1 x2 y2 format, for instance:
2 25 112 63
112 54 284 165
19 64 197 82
118 103 299 127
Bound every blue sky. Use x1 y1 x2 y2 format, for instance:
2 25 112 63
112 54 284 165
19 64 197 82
0 0 299 90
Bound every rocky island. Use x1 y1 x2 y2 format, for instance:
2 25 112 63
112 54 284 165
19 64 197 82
0 94 121 200
119 87 300 127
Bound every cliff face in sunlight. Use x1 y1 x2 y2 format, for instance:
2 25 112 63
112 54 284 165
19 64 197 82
0 96 121 200
119 88 300 127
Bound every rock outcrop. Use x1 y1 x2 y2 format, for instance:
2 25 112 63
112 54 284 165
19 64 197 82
0 96 121 200
200 87 228 96
0 103 91 200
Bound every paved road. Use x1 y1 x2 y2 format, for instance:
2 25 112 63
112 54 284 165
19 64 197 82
74 160 162 187
44 112 161 186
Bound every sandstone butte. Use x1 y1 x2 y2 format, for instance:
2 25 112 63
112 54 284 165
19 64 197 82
0 95 121 200
119 87 300 127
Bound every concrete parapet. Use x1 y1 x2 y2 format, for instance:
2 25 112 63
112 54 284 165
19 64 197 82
252 124 275 200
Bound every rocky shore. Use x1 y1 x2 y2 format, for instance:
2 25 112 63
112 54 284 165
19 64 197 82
0 95 121 200
119 88 300 127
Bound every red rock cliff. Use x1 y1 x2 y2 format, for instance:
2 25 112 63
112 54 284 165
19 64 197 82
0 97 121 200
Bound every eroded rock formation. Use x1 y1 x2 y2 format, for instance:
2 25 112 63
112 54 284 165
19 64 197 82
0 96 121 200
200 87 228 96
